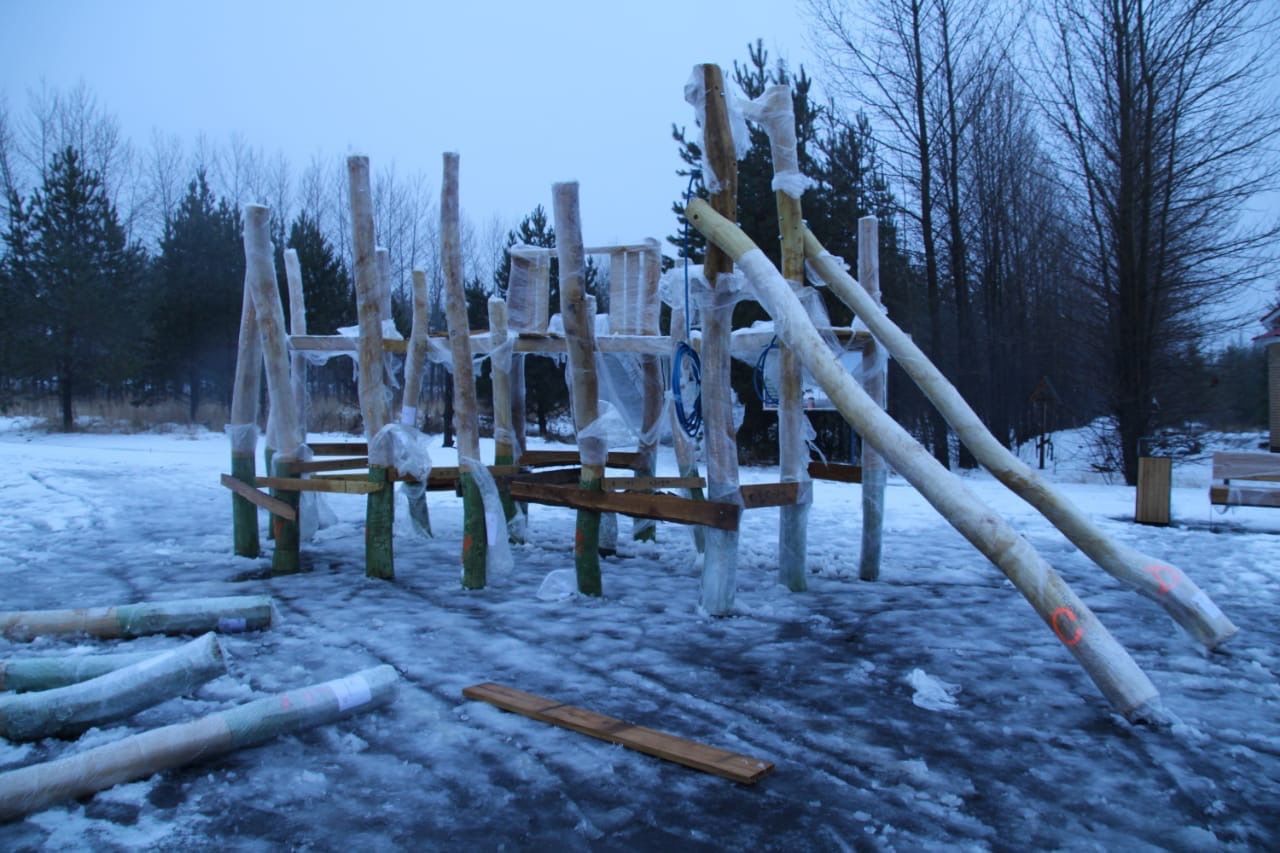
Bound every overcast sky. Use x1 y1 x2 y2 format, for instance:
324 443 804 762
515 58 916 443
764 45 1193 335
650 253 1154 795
0 0 817 247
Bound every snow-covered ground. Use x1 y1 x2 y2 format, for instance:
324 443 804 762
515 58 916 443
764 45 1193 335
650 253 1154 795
0 419 1277 850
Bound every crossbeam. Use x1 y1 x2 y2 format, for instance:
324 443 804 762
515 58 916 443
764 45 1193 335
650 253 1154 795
507 481 738 530
219 474 297 520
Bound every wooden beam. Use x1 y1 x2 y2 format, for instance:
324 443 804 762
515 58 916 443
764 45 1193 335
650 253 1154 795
739 482 803 509
308 442 369 456
505 467 585 486
601 476 706 491
285 457 369 474
808 461 863 483
1212 451 1280 482
1210 485 1280 508
463 683 772 785
219 474 297 521
289 334 408 355
507 482 739 530
519 450 644 470
256 476 384 495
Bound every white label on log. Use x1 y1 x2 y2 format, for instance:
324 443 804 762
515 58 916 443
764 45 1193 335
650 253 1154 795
217 617 247 633
330 674 372 711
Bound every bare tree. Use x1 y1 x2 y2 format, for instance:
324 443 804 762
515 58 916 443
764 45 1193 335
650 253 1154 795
1038 0 1280 482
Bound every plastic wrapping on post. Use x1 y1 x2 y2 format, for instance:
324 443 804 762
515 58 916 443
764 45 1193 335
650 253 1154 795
696 278 748 505
225 423 258 455
739 85 815 200
368 423 433 483
599 512 618 553
684 66 751 194
0 632 225 741
400 404 418 427
460 456 514 580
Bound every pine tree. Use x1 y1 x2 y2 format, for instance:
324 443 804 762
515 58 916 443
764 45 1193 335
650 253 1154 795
15 147 144 429
148 170 242 421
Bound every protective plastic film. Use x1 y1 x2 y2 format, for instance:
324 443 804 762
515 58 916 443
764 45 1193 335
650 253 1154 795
225 423 258 455
368 423 434 483
683 66 750 194
739 85 815 200
460 456 515 580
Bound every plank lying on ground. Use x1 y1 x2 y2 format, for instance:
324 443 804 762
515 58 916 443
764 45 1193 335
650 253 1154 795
600 476 707 491
463 682 772 784
507 482 739 530
0 651 159 693
519 450 644 470
1209 485 1280 508
219 474 297 520
807 461 863 483
285 457 369 474
739 482 803 508
256 475 384 495
0 596 274 642
0 633 225 741
0 665 399 823
308 442 369 456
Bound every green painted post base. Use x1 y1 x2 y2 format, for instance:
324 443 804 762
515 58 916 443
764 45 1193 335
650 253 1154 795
460 473 487 589
264 446 276 541
270 487 301 575
574 476 603 597
494 449 522 543
366 466 395 580
230 452 260 558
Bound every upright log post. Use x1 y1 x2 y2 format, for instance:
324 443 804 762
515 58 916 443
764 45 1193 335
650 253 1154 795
689 199 1161 718
635 240 665 542
346 156 394 580
804 228 1237 649
749 83 812 593
669 303 706 553
857 218 887 581
284 249 309 438
553 181 604 596
441 153 487 588
243 204 303 575
489 296 522 540
696 64 742 615
400 268 434 535
228 278 262 558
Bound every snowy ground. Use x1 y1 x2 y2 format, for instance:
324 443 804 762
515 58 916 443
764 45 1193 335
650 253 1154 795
0 419 1277 850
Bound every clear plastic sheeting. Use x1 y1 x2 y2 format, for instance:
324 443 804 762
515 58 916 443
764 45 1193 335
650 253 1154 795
683 66 750 194
739 85 814 200
225 423 258 455
368 423 433 483
460 457 515 580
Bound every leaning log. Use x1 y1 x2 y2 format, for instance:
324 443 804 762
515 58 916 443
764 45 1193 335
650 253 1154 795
0 596 274 642
803 229 1237 650
0 633 225 741
688 199 1159 718
0 665 399 823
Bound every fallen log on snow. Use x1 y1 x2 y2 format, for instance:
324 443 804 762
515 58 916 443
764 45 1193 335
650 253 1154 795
0 633 225 741
0 596 274 642
0 664 399 823
0 650 160 693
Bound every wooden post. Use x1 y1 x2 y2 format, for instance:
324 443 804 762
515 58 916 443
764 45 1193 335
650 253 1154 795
553 181 603 596
696 64 742 615
400 268 434 536
489 296 521 541
243 204 303 575
669 303 706 553
375 246 394 325
691 200 1161 717
857 217 887 580
803 228 1237 650
228 278 262 559
1269 342 1279 452
284 249 309 438
635 241 664 542
347 155 395 580
441 153 488 588
1135 457 1172 525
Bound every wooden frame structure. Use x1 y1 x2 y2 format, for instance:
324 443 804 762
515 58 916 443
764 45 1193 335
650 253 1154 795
1209 306 1280 510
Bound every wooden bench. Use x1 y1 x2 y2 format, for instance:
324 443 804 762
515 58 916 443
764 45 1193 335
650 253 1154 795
1209 451 1280 509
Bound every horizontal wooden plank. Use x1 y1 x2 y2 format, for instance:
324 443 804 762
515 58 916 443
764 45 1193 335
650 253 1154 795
257 475 384 495
463 682 773 785
393 465 524 485
507 482 738 530
739 482 803 509
290 335 408 355
285 457 369 474
808 461 863 483
601 476 706 491
519 450 644 470
505 467 585 486
1210 484 1280 508
1212 451 1280 482
307 442 368 456
219 474 297 521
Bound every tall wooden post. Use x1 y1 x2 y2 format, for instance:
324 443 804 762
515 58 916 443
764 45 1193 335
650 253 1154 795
284 249 309 438
346 156 394 580
696 64 742 615
1269 341 1279 453
228 279 262 558
489 296 521 540
635 241 665 542
553 181 603 596
669 303 706 553
400 268 433 535
442 153 487 588
243 205 303 575
857 217 887 580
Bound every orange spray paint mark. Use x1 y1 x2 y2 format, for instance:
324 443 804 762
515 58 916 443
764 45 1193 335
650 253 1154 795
574 527 585 557
1145 564 1182 595
462 534 473 554
1051 606 1084 647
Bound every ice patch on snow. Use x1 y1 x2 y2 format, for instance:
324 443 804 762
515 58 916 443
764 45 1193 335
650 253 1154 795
907 669 961 711
536 569 579 601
